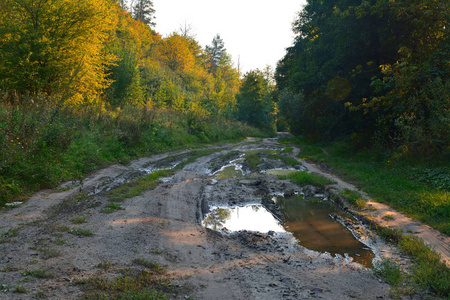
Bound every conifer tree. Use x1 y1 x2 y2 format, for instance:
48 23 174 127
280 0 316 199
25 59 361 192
133 0 155 27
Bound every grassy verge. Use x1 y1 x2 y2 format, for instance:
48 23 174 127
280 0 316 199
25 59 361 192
373 226 449 297
0 103 265 206
281 137 449 235
281 137 449 297
285 171 335 187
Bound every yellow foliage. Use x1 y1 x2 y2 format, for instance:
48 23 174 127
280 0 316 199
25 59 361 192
0 0 118 105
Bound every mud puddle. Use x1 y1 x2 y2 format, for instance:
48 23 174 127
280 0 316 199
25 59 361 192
275 195 375 267
203 195 375 267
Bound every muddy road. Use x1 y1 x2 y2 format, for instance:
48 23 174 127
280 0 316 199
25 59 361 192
0 137 412 299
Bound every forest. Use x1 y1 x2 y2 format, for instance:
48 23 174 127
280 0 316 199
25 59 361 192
0 0 448 205
0 0 274 204
276 0 449 157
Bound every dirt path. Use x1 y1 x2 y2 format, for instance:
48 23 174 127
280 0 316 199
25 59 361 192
1 137 443 299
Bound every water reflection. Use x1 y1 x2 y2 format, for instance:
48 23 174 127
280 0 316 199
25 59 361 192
203 205 284 232
275 195 375 267
203 208 231 230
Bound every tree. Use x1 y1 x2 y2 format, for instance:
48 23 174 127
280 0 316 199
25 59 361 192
236 70 275 134
205 34 228 74
0 0 117 105
133 0 155 27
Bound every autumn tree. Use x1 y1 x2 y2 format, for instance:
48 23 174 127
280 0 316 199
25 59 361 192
0 0 117 105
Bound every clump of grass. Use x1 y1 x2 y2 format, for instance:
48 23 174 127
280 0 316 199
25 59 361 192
23 269 53 279
373 259 405 286
107 169 173 202
287 171 335 187
268 154 299 166
245 153 260 170
68 228 94 237
76 270 169 300
96 260 115 270
13 285 26 293
133 258 165 274
339 189 367 209
70 216 87 224
100 203 125 214
1 264 18 272
282 147 294 153
39 247 61 259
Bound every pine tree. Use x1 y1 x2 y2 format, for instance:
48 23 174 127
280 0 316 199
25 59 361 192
133 0 155 27
205 34 226 74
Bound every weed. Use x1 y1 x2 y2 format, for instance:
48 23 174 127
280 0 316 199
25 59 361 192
39 247 61 259
339 189 366 209
78 269 169 300
23 269 53 279
1 264 18 272
245 153 260 170
283 147 294 153
70 216 87 224
107 169 173 202
287 171 335 187
13 285 26 293
53 236 67 245
373 260 404 286
100 203 124 214
268 154 299 166
53 225 70 232
35 291 47 299
68 228 94 237
382 214 395 221
96 260 115 270
133 258 165 274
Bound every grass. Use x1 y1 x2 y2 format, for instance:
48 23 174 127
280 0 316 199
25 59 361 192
268 154 299 166
133 258 165 274
70 216 87 224
100 203 125 214
372 225 450 297
68 228 94 237
339 189 367 209
281 137 450 235
23 269 53 279
0 103 265 207
245 153 260 170
286 171 335 187
107 169 173 202
76 269 170 300
280 137 450 297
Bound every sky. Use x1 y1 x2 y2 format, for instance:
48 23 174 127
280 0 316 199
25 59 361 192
152 0 307 74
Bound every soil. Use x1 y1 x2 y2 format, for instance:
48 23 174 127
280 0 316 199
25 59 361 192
0 136 447 299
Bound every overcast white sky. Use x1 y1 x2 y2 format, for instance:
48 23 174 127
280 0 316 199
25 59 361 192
152 0 307 74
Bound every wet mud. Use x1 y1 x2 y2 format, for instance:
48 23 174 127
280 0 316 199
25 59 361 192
0 138 401 299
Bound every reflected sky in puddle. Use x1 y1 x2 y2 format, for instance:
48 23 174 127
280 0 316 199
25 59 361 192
203 205 284 232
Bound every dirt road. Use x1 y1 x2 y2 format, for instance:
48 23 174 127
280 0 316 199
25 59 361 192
0 137 425 299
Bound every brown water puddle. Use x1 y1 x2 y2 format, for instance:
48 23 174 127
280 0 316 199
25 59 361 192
275 195 375 267
203 196 375 267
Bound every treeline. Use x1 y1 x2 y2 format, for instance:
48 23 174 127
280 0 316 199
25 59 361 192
0 0 242 117
0 0 268 204
276 0 449 156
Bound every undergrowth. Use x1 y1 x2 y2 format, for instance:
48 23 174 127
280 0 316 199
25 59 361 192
0 103 264 206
